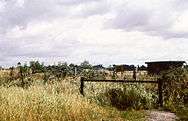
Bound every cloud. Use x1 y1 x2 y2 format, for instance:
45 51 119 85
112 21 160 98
0 0 188 67
58 0 101 6
0 0 66 33
0 0 110 34
106 0 188 39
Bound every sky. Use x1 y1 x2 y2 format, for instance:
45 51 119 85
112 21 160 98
0 0 188 67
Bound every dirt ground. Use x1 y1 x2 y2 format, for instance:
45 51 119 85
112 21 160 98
147 110 178 121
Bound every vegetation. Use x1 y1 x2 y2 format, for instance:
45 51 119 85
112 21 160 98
176 105 188 121
159 67 188 112
121 110 147 121
0 82 123 121
0 61 187 120
104 84 157 110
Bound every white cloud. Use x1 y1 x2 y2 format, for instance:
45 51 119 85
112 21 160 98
0 0 188 67
171 10 188 32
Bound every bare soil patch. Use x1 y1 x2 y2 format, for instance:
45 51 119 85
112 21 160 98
147 110 178 121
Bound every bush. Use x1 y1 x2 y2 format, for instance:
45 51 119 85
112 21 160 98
159 67 188 112
100 84 157 110
81 69 106 80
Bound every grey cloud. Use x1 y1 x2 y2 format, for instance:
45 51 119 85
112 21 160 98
1 0 188 67
1 0 188 38
0 35 80 59
58 0 101 6
0 0 107 34
173 0 188 11
148 31 188 39
74 0 109 17
0 0 60 33
108 9 150 30
106 0 188 39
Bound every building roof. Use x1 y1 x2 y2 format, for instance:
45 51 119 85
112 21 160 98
145 61 186 75
145 61 186 64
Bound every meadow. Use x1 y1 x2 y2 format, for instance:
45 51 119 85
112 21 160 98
0 74 149 121
0 61 187 121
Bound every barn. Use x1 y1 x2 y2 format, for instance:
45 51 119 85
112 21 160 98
145 61 186 75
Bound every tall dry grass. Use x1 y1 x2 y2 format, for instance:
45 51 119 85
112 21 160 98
0 79 125 121
0 69 156 121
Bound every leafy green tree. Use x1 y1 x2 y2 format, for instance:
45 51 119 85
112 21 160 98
80 60 92 69
29 61 44 74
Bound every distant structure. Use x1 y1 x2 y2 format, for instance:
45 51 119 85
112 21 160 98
145 61 186 75
92 65 105 70
137 65 147 71
111 64 135 72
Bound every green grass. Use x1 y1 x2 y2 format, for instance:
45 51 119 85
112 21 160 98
176 105 188 121
121 110 147 121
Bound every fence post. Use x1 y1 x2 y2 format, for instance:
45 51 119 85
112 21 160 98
80 77 84 96
158 78 163 107
133 67 137 80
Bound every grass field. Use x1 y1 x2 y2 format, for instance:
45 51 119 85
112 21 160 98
0 67 187 121
0 76 148 121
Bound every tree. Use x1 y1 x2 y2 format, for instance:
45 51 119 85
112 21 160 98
29 61 44 74
80 60 92 69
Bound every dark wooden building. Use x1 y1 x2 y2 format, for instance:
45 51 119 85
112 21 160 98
111 64 135 72
145 61 185 75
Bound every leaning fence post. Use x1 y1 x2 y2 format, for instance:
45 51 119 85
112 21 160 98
158 78 163 107
80 77 84 96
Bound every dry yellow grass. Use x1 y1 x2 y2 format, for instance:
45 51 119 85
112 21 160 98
0 79 126 121
0 70 10 78
0 69 153 121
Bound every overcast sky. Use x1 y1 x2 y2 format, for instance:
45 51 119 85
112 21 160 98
0 0 188 67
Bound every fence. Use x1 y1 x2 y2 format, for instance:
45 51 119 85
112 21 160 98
80 77 163 107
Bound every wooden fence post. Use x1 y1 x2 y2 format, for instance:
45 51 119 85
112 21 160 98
133 67 137 80
158 78 163 107
80 77 84 96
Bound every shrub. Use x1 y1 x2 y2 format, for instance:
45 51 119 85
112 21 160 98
81 69 106 80
159 67 188 111
98 84 157 110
